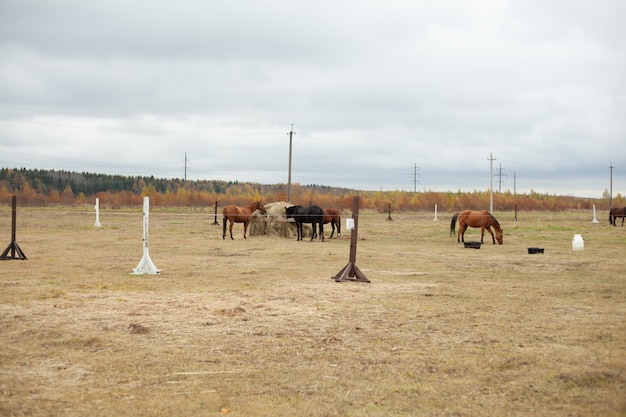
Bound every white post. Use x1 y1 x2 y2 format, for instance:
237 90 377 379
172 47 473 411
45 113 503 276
591 205 599 223
132 196 161 275
94 198 102 227
433 204 439 221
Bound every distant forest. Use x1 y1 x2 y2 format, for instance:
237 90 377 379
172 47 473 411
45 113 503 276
0 167 622 212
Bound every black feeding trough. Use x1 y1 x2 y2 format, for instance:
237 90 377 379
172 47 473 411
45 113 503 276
464 241 481 249
527 247 544 254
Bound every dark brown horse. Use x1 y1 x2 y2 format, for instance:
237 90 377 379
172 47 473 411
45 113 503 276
222 201 266 239
322 208 341 239
609 207 626 226
450 209 503 244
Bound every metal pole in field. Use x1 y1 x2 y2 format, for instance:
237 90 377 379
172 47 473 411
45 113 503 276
433 204 439 221
131 196 161 275
591 205 599 223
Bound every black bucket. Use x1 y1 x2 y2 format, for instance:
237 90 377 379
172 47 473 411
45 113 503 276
464 241 481 249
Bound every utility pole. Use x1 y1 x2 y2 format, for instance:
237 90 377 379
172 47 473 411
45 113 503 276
513 171 518 221
287 125 296 203
609 162 614 210
184 152 188 182
488 153 496 212
413 164 420 192
496 163 506 193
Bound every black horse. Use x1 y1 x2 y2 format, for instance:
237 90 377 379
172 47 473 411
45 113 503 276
609 207 626 226
285 205 324 241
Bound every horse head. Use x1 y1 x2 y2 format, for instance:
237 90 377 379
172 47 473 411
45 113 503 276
285 205 298 220
495 229 503 245
255 201 267 213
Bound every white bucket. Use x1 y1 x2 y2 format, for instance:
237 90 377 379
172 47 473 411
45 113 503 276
572 234 584 251
346 218 355 230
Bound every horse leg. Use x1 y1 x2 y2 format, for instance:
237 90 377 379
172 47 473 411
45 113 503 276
329 221 335 239
485 226 496 244
458 223 468 243
229 220 235 240
243 220 249 239
320 221 324 242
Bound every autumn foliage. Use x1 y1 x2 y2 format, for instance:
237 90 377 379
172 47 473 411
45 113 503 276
0 168 622 212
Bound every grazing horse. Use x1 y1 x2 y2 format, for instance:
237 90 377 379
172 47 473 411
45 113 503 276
322 208 341 239
285 205 325 241
222 201 266 239
450 209 503 245
609 207 626 226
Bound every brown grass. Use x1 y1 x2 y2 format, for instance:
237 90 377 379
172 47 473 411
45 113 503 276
1 206 625 416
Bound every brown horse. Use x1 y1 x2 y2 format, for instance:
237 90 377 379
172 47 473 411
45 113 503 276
450 209 503 244
609 207 626 226
222 201 266 239
323 208 341 239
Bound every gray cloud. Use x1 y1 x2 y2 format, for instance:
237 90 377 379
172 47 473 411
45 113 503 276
1 0 625 198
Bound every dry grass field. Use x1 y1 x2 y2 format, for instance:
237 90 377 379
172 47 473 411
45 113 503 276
1 205 625 417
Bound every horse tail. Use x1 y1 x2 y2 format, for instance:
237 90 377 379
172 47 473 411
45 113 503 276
450 212 459 236
222 215 227 239
337 213 341 236
609 209 614 225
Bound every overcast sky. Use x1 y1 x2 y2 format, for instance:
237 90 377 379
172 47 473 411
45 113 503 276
1 1 625 198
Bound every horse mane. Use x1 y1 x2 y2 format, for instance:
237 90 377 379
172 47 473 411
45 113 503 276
489 212 502 231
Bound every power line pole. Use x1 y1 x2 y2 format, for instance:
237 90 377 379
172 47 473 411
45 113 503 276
496 163 506 193
488 153 496 212
609 161 614 210
513 171 518 221
184 152 189 182
413 164 420 192
287 125 296 203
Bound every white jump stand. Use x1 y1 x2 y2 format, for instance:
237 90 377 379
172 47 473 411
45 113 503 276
132 197 161 275
591 205 599 224
94 198 102 227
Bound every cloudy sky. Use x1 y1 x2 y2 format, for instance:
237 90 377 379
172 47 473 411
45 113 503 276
1 1 625 198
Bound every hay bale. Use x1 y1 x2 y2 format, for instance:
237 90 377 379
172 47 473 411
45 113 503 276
249 202 310 238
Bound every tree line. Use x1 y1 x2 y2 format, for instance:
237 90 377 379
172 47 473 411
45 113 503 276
0 167 622 213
